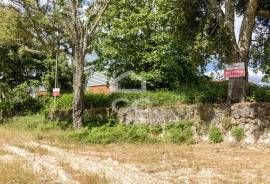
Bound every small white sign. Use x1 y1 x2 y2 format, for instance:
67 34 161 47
52 88 60 97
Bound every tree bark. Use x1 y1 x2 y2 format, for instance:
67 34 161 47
72 49 85 129
208 0 260 103
224 0 245 103
227 0 259 103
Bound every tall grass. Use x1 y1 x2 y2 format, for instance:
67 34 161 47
47 82 270 112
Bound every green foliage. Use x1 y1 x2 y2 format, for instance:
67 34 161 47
0 81 54 119
65 122 194 145
0 45 46 87
48 82 270 112
247 84 270 102
95 0 207 89
149 125 163 135
231 126 245 142
208 126 223 143
41 54 73 92
83 115 118 128
164 121 194 144
3 114 70 131
65 124 158 144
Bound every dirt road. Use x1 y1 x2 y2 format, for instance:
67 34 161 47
1 140 270 183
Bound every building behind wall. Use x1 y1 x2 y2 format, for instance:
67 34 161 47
86 72 111 94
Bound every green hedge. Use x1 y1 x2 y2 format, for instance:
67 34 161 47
47 82 270 111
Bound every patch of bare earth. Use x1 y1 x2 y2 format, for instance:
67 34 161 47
2 145 79 184
1 135 270 183
28 141 160 184
53 143 270 183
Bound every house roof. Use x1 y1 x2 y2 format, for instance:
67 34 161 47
87 72 109 87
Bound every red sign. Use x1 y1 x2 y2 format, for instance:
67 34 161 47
52 88 60 97
224 62 245 78
224 69 245 78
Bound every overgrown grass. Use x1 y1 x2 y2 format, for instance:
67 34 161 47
209 126 223 143
0 160 46 184
231 126 245 142
3 114 71 131
164 122 194 144
47 82 270 112
64 124 161 144
15 144 49 155
61 162 109 184
2 114 196 145
64 121 196 145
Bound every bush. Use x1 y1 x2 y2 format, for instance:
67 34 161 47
149 125 163 135
65 124 158 144
247 84 270 102
209 126 223 143
83 115 118 128
65 122 195 145
47 81 270 112
0 82 51 118
165 121 194 144
231 126 245 142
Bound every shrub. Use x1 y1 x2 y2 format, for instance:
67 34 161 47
83 115 118 128
65 124 157 144
209 126 223 143
165 121 194 144
149 125 163 135
47 82 270 113
231 126 245 142
247 84 270 102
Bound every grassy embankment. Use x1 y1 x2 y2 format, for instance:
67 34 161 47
0 82 269 145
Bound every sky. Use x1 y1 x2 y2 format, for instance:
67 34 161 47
205 14 268 85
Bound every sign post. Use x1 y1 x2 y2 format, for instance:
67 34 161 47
224 62 245 78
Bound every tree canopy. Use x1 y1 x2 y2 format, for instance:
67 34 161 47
95 0 209 89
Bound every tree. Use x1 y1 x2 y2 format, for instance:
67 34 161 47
95 0 208 89
0 7 72 90
205 0 270 102
95 0 209 89
5 0 110 129
250 11 270 81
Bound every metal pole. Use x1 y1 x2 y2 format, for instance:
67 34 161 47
55 52 58 89
54 52 58 103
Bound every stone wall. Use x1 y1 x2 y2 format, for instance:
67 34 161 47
117 103 270 144
117 104 229 125
48 102 270 144
47 108 112 121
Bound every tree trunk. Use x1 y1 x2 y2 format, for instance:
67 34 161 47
72 50 85 129
227 76 246 103
225 0 259 104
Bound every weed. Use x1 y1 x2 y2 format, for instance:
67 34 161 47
209 126 223 143
231 126 245 142
222 117 232 131
149 125 163 135
165 121 194 144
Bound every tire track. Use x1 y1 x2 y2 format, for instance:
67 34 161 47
3 145 79 184
29 141 161 184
